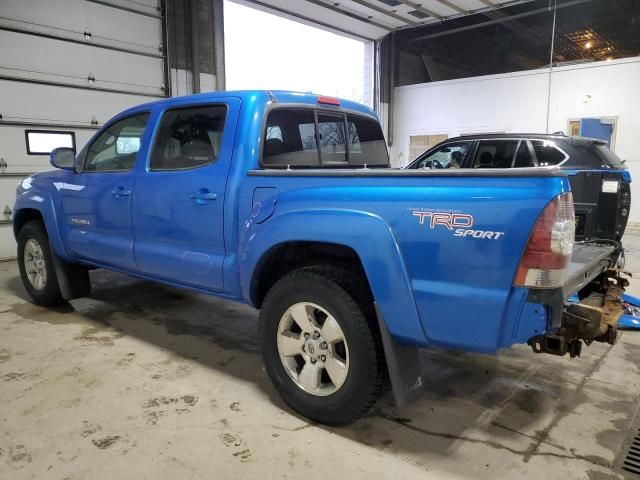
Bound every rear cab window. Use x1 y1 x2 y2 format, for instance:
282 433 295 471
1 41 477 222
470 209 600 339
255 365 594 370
262 108 388 168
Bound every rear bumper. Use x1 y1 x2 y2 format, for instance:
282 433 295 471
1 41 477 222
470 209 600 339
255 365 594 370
527 243 615 330
526 243 627 357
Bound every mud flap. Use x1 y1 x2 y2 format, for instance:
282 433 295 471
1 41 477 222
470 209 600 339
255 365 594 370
51 251 91 301
374 303 423 409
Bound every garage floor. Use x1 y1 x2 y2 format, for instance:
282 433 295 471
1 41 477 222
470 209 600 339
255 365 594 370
2 230 640 480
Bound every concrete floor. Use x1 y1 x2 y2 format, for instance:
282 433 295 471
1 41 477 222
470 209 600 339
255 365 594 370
2 229 640 480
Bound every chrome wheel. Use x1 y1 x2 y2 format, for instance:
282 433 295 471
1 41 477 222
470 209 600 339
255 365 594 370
23 239 47 291
276 302 349 396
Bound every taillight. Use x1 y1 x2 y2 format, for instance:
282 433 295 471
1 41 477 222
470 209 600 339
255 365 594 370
514 192 575 288
317 95 340 106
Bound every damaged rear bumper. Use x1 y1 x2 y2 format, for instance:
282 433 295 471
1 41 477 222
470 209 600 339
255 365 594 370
527 244 629 358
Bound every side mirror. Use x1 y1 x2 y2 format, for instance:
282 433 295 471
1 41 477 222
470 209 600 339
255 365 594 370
50 147 76 170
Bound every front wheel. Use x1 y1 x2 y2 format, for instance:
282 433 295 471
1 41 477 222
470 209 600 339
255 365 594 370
17 221 65 306
259 266 385 425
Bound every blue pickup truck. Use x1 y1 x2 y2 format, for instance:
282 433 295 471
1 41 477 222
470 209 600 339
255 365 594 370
13 91 630 425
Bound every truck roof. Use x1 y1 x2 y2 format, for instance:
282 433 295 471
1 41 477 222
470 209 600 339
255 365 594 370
119 90 376 119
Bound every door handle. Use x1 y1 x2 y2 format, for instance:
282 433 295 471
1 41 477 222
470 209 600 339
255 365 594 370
112 187 131 198
190 189 218 204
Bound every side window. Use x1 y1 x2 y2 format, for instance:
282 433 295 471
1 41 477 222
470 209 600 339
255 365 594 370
415 142 471 169
472 140 519 168
347 114 388 166
150 105 226 171
83 113 149 172
317 113 347 165
263 109 319 167
531 140 567 166
513 141 536 168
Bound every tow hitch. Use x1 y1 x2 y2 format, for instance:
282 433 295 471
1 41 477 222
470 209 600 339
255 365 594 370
528 269 629 358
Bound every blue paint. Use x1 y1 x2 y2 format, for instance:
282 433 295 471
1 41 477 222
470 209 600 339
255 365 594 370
580 118 613 148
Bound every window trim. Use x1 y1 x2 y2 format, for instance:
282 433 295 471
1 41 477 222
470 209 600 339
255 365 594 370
259 104 388 169
80 111 150 173
24 129 76 156
148 103 228 172
316 111 349 166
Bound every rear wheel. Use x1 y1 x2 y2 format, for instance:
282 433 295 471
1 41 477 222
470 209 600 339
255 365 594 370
259 266 384 425
17 221 65 306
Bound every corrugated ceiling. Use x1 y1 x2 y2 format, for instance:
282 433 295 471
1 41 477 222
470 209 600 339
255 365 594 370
230 0 535 40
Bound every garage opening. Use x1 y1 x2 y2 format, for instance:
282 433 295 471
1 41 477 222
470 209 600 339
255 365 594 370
223 1 374 107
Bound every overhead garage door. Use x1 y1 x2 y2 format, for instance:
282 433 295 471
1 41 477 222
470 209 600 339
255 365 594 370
0 0 168 259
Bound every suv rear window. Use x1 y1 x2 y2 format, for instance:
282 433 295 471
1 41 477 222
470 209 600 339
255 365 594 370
262 108 388 168
531 140 567 166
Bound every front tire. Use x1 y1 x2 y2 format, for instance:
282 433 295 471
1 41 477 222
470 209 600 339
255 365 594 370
259 266 385 425
17 221 65 306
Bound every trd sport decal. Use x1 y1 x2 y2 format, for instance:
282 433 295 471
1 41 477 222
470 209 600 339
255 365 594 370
410 209 505 240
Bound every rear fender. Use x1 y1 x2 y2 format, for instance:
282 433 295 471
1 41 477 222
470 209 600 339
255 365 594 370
240 208 428 346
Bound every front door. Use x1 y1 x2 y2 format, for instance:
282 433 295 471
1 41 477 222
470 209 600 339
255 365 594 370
59 112 150 271
132 99 239 291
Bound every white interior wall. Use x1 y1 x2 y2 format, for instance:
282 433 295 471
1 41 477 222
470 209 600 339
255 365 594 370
392 56 640 223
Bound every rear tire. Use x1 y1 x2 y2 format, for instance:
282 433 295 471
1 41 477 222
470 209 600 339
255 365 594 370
259 266 385 425
17 221 66 306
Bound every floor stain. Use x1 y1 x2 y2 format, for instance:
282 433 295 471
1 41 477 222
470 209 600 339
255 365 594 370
230 401 241 412
142 395 198 425
73 332 124 346
220 432 242 447
3 372 25 381
8 445 32 469
80 421 103 438
232 448 251 463
91 435 121 449
0 348 11 363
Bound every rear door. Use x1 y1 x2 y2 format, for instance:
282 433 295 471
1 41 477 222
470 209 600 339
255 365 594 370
132 98 240 291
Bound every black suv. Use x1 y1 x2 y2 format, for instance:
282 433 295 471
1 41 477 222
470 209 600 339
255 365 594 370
406 133 631 242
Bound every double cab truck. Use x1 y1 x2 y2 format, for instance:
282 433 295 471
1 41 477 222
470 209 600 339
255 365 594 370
13 90 631 425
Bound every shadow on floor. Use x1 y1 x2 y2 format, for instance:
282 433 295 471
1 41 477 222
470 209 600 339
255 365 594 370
4 267 588 462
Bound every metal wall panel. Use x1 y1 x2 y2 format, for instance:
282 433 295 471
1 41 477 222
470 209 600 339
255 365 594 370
0 124 95 173
0 80 155 130
0 30 164 95
0 0 164 259
0 0 162 54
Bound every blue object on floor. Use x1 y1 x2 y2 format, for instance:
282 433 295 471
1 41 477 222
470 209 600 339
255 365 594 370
620 293 640 330
619 315 640 329
567 293 640 329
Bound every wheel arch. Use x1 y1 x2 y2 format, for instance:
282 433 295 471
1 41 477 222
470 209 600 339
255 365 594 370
241 209 428 346
13 192 69 261
13 208 44 239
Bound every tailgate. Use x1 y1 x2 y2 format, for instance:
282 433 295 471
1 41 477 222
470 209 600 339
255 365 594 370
563 243 615 298
569 171 631 242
